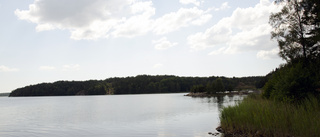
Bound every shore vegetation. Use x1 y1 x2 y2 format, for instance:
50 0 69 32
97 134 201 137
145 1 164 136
219 0 320 136
220 94 320 137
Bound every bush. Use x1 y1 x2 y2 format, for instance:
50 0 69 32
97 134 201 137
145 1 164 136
262 59 319 103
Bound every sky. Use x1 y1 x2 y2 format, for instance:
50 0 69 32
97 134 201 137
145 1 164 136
0 0 285 93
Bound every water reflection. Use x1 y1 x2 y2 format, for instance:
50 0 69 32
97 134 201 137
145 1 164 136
216 96 224 110
0 93 244 137
190 94 245 111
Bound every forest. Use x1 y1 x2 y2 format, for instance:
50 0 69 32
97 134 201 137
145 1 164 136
9 75 264 96
220 1 320 136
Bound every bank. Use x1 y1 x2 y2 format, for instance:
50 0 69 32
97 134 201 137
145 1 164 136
218 94 320 137
184 91 254 97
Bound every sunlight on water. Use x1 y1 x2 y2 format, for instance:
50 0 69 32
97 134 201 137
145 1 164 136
0 93 245 137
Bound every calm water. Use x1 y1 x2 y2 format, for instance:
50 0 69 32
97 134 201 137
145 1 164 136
0 93 244 137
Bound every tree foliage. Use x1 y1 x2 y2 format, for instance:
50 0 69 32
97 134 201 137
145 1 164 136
270 0 320 61
264 0 320 103
215 78 225 92
9 75 263 96
190 85 206 93
262 60 320 102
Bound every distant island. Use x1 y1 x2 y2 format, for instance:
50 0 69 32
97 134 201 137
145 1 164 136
0 92 10 97
9 75 265 97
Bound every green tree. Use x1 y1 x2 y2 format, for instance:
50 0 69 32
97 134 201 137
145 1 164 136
262 61 319 102
190 85 206 93
270 0 320 61
215 78 225 93
264 0 320 102
206 82 214 94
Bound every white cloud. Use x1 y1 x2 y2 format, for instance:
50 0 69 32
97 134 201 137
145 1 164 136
15 0 212 40
111 1 155 38
39 66 56 71
62 64 80 71
0 65 19 72
225 24 276 54
191 14 212 26
257 48 279 60
179 0 201 6
153 37 178 50
214 2 231 11
188 21 232 51
153 7 211 35
188 0 281 58
15 0 145 40
153 63 163 68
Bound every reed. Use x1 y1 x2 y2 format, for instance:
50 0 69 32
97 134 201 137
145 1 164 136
220 94 320 137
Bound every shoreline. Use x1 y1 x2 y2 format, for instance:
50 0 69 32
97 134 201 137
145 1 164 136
185 91 261 137
184 91 253 97
215 126 256 137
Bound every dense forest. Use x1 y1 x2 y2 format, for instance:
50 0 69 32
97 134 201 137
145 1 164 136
9 75 264 97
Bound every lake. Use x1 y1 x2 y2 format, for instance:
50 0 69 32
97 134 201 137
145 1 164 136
0 93 244 137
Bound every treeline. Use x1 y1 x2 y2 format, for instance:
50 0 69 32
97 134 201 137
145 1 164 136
262 59 320 102
9 80 114 96
9 75 264 96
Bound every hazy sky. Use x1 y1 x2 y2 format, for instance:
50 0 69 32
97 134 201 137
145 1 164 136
0 0 284 93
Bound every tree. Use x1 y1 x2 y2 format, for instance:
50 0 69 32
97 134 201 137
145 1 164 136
212 78 225 93
215 78 225 92
264 0 320 102
190 85 206 93
303 0 320 59
206 82 214 94
270 0 320 61
262 61 318 102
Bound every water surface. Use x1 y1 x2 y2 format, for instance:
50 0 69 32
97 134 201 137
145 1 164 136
0 93 244 137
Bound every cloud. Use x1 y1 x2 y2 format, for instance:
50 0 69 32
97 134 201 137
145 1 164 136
0 65 19 72
39 66 56 71
15 0 211 40
153 63 163 68
188 21 232 51
214 2 231 11
15 0 144 40
179 0 201 6
111 1 155 38
153 7 211 35
62 64 80 71
153 37 178 50
257 48 279 60
188 0 281 58
190 14 212 26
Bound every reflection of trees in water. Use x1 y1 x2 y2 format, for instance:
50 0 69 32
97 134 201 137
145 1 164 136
191 95 245 110
205 97 215 104
227 94 234 102
216 96 224 110
216 94 237 110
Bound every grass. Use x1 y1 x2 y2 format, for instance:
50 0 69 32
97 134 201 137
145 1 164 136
220 94 320 137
